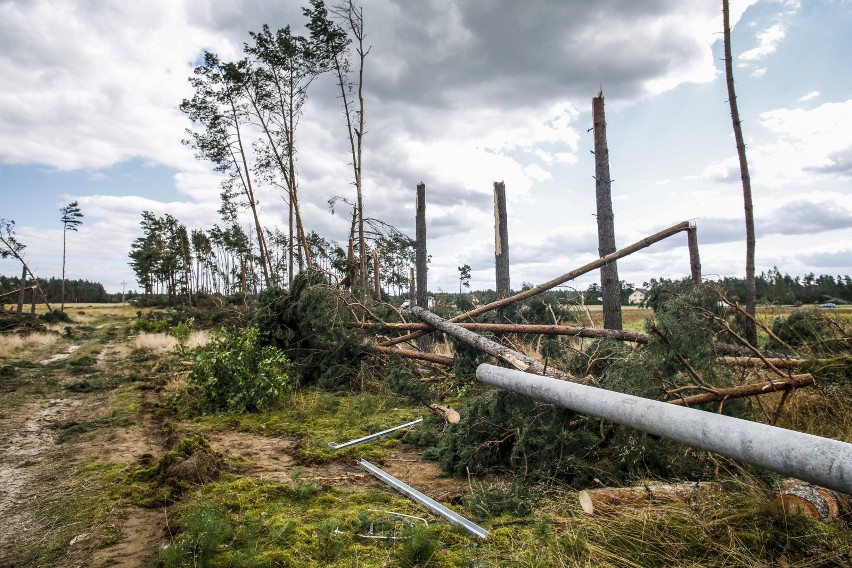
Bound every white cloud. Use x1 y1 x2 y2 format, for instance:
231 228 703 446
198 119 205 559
739 23 786 62
798 91 820 103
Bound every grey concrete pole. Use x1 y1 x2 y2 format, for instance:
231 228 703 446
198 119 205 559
476 364 852 494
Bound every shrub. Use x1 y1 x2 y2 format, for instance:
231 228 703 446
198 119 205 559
768 308 829 350
189 326 292 413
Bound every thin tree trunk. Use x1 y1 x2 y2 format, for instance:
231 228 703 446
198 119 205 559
723 0 757 346
373 249 381 301
687 223 702 285
593 91 622 331
381 221 691 347
668 374 813 407
61 228 67 312
17 264 26 315
409 306 578 382
356 321 650 343
493 181 510 299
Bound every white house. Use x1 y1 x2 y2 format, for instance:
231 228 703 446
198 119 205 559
628 289 648 305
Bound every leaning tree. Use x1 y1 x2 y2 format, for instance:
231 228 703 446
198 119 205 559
60 201 83 311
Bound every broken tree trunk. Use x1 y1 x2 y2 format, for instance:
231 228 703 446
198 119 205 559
380 221 691 347
687 222 702 285
355 321 650 344
408 306 578 382
415 182 430 351
578 482 722 515
373 250 381 301
592 91 622 331
17 264 26 315
667 374 814 407
493 181 510 299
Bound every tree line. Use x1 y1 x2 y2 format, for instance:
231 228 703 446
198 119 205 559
127 209 416 304
0 276 112 305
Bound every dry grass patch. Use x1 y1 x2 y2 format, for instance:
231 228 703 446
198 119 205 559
0 332 60 357
133 331 209 353
134 333 178 353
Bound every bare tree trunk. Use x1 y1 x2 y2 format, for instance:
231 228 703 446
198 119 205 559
723 0 757 346
61 227 67 312
17 264 26 315
415 182 430 350
593 91 622 331
409 267 415 303
373 249 381 301
381 221 691 348
668 374 813 407
687 223 702 285
493 181 510 299
356 321 650 343
409 306 578 381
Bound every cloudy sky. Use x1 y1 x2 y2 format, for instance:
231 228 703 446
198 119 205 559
1 0 850 295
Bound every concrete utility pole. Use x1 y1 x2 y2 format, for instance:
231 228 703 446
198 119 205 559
593 91 622 330
121 280 127 304
493 181 510 299
477 364 852 495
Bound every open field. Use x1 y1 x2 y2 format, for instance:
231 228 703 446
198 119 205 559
1 304 850 567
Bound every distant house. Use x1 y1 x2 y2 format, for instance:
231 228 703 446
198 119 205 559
629 288 648 305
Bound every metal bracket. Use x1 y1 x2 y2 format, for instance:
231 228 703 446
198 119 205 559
328 417 423 450
357 459 488 539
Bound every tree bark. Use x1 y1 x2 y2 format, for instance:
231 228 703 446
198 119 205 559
17 264 26 315
579 482 722 515
409 306 578 382
493 181 510 299
415 182 430 351
381 221 691 347
373 249 381 301
667 374 814 407
593 92 622 331
687 223 702 285
723 0 757 346
772 479 851 522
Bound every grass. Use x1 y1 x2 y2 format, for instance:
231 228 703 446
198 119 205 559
134 330 209 353
0 331 61 357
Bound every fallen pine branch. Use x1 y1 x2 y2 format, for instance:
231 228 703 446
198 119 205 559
667 374 814 406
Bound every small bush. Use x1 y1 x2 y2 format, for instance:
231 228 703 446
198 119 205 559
189 326 292 413
40 310 72 324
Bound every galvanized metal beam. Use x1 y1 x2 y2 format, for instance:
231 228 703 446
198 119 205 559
476 363 852 495
357 459 488 539
328 417 423 450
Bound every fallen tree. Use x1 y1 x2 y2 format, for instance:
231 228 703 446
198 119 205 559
408 306 578 382
357 321 650 344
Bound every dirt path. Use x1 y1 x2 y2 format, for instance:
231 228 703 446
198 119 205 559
0 315 168 567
